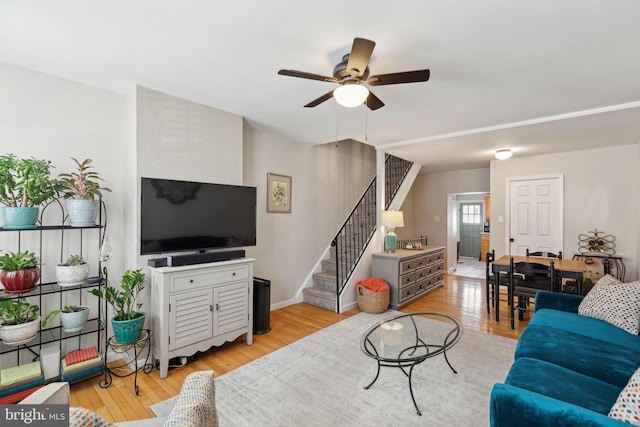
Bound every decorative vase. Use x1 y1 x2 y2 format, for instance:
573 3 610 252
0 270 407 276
55 263 90 286
61 306 90 333
0 317 40 345
0 206 39 229
66 199 99 227
111 312 145 345
0 267 40 294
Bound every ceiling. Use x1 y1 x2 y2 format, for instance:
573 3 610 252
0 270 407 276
2 1 640 172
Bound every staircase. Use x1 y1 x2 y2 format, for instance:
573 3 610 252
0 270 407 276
302 155 414 312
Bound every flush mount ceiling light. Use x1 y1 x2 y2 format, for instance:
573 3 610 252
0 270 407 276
495 149 513 160
333 83 369 108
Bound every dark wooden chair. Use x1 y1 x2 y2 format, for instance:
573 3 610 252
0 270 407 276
526 248 563 260
485 250 512 320
509 258 555 329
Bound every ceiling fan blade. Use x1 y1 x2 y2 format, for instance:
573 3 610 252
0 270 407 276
278 69 338 83
365 90 385 111
367 69 430 86
304 90 335 108
346 38 376 78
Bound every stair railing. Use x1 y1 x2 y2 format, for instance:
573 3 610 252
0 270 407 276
332 155 413 312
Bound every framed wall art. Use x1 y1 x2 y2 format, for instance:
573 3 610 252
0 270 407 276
267 173 291 213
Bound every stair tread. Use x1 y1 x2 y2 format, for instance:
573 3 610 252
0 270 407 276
303 286 336 297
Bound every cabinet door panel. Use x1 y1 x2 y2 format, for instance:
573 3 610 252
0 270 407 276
170 289 213 350
214 281 249 336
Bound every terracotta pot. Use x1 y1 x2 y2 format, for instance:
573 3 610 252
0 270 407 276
0 267 40 294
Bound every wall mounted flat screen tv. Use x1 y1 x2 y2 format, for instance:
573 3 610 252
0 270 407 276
140 177 256 255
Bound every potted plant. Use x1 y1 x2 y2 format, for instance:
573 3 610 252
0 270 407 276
58 158 111 227
90 269 145 345
0 250 40 294
42 305 90 333
0 154 60 229
55 254 90 286
0 297 40 345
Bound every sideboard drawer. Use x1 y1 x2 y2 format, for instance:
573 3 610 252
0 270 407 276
170 264 250 292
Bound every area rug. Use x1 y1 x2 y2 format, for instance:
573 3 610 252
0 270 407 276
151 311 516 426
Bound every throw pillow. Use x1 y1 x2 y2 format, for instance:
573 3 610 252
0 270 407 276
69 407 114 427
164 370 218 427
578 275 640 335
609 366 640 425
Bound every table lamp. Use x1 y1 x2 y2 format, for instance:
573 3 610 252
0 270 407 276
382 210 404 253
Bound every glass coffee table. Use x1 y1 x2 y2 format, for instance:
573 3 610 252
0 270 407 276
360 312 463 415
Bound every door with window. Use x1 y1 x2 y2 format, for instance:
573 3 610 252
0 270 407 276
459 203 483 258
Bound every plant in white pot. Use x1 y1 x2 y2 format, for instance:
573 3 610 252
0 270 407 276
0 250 40 294
42 305 90 333
58 158 111 227
0 297 40 345
55 254 89 286
90 269 145 345
0 154 60 229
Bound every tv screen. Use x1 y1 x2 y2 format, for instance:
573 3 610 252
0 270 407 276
140 177 256 255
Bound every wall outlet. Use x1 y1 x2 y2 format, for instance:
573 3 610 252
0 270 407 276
434 216 441 222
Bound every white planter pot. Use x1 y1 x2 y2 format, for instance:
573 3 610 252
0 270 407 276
66 199 99 227
61 306 90 333
55 263 90 286
0 317 40 346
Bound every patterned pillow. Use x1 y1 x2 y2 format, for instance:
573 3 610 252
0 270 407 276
164 370 218 427
609 366 640 425
69 407 114 427
578 275 640 335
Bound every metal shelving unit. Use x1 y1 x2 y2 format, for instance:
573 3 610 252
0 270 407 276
0 198 108 385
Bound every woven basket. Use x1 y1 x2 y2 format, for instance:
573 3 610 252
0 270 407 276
356 285 389 314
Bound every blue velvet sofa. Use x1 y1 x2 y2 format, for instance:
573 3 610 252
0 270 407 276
490 291 640 426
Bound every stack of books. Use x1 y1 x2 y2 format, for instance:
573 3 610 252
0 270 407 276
61 346 104 382
0 361 45 402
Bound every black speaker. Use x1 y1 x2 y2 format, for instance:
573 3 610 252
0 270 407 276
166 250 246 267
148 257 168 268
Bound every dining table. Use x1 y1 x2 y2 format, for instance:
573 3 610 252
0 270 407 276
491 255 586 321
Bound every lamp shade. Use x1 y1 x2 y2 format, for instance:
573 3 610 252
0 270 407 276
333 84 369 108
382 210 404 228
495 149 512 160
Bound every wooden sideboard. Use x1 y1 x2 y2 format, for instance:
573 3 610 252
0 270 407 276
372 246 445 309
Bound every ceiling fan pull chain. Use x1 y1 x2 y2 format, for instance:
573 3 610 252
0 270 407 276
365 103 368 142
335 101 339 147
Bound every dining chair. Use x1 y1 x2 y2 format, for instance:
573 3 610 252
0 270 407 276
485 250 513 319
509 258 555 329
526 248 563 260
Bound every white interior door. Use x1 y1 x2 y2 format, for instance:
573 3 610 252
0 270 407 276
507 175 564 255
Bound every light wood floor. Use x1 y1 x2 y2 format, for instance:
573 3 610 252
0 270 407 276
70 274 528 422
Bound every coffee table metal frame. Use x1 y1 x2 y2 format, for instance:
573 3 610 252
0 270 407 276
360 312 463 415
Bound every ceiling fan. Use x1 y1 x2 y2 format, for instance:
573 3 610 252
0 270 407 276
278 37 430 111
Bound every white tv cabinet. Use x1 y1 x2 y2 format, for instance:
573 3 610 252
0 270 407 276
149 258 254 378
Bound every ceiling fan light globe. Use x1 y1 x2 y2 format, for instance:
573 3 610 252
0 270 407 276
495 149 513 160
333 85 369 108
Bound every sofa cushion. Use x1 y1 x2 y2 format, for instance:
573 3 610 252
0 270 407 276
515 325 640 387
530 308 640 352
578 275 640 335
164 370 218 427
505 357 620 415
609 366 640 425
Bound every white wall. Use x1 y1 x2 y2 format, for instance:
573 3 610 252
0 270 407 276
404 168 491 246
243 133 376 305
0 61 127 278
490 145 638 280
